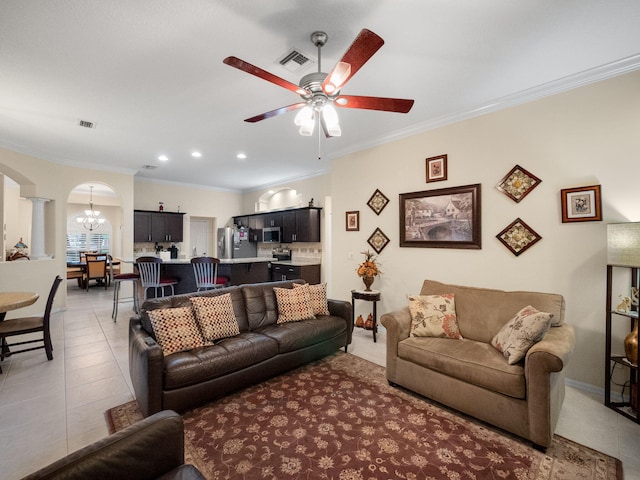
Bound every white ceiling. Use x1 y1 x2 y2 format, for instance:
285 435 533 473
1 1 639 192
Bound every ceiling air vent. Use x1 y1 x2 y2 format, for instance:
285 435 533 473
277 48 314 73
78 119 96 129
141 164 157 170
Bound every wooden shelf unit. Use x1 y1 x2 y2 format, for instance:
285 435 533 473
605 264 639 423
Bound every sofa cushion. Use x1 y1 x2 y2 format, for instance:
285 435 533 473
190 294 240 342
293 283 330 316
163 332 279 390
419 279 565 342
398 336 526 399
242 281 303 330
257 316 347 353
148 306 208 356
408 294 463 339
274 286 316 323
491 305 553 365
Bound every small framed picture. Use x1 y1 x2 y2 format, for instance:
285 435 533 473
345 211 359 231
426 154 448 183
561 185 602 223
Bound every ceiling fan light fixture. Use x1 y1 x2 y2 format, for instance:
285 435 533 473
322 104 341 137
294 106 315 136
324 62 351 93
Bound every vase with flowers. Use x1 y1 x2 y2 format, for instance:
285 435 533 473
356 250 381 291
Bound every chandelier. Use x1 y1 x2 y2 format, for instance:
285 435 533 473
76 185 105 231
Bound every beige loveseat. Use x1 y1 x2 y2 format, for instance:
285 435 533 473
381 279 576 448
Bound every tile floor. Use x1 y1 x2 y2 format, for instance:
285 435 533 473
0 284 639 479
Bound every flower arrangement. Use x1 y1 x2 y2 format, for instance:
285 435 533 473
356 250 381 278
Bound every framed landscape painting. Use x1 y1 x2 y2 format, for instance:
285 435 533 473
399 183 481 249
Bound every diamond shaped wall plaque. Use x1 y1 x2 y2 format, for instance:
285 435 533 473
367 189 389 215
496 218 542 256
496 165 541 203
367 228 390 254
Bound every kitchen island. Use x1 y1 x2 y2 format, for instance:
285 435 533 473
122 257 274 296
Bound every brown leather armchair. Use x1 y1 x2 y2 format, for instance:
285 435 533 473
22 410 204 480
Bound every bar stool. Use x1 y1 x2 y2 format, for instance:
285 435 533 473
136 256 179 302
111 272 140 321
191 257 229 291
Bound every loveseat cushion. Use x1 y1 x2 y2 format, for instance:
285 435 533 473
163 332 279 390
398 336 526 399
256 316 347 353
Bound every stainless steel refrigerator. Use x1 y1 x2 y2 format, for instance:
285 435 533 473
217 226 257 259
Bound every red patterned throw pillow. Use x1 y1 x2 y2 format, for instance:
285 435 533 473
190 294 240 341
408 294 463 339
293 283 330 316
274 286 316 324
491 305 553 365
147 306 207 355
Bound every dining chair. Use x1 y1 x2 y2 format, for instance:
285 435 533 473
191 257 229 291
85 253 108 290
136 256 179 301
0 275 63 374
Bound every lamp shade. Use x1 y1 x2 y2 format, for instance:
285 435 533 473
607 222 640 267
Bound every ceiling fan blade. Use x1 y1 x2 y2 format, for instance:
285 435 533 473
224 56 305 95
335 95 414 113
322 29 384 94
244 103 307 123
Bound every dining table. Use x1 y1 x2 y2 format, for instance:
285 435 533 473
0 291 39 358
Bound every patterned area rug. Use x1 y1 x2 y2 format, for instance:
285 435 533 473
106 352 622 480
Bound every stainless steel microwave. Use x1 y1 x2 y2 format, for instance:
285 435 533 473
262 227 281 243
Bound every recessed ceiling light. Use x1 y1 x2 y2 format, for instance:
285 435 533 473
158 155 169 162
191 151 202 158
237 153 247 159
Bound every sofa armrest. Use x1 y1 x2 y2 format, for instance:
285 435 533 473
524 323 576 447
525 323 576 374
380 307 412 382
328 299 353 345
23 411 191 480
129 318 165 417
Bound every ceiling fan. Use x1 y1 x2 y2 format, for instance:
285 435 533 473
223 29 414 138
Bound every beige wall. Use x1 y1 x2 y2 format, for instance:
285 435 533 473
330 70 640 389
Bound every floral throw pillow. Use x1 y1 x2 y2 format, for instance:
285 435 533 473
147 306 207 356
293 283 330 316
491 305 553 365
274 286 316 324
408 294 463 339
190 293 240 342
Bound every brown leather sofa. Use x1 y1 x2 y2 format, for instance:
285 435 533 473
23 410 204 480
381 279 576 448
129 280 352 417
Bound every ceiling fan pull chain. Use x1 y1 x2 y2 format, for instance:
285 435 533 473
317 119 322 160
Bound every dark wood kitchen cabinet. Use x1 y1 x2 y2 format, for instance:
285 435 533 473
271 263 321 284
134 210 184 243
233 207 321 243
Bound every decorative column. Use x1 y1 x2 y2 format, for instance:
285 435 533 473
28 197 50 259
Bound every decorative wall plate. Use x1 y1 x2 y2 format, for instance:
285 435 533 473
496 165 541 203
367 189 389 215
496 218 541 256
367 228 390 254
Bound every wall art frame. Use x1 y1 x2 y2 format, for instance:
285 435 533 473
367 189 389 215
496 218 542 256
426 154 448 183
495 164 541 203
345 211 360 231
561 184 602 223
399 183 481 249
368 227 390 254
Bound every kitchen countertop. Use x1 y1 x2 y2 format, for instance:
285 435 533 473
123 256 276 264
271 260 321 266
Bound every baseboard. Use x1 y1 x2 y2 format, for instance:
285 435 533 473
565 377 624 403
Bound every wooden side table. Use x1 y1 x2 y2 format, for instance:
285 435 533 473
351 289 381 342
